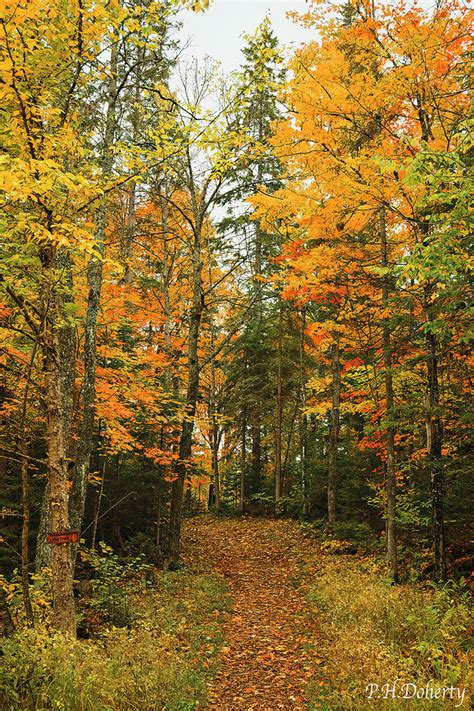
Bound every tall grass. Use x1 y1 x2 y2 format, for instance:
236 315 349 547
0 570 229 710
306 557 472 710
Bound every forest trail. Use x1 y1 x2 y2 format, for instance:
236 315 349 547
183 517 323 710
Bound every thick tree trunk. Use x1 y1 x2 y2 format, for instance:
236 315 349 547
327 332 341 528
379 206 398 582
36 253 76 571
42 247 76 636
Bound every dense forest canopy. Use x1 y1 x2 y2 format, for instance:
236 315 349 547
0 0 472 653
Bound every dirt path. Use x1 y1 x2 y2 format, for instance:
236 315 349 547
183 517 322 710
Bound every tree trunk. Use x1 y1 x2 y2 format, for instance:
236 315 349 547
416 96 446 581
379 205 398 583
20 441 34 626
42 246 76 636
154 484 163 567
166 212 204 566
36 253 76 571
251 421 262 494
425 302 446 580
207 254 221 513
0 588 14 638
240 409 246 514
275 303 284 502
327 332 341 528
299 308 310 518
211 423 221 513
91 452 106 551
69 41 117 542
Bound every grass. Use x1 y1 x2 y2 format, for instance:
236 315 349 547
0 567 229 711
303 553 472 709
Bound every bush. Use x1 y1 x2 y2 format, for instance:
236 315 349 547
80 543 153 629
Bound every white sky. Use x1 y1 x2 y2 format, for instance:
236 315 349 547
177 1 315 72
177 0 437 73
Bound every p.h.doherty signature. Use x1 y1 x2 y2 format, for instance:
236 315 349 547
366 679 466 707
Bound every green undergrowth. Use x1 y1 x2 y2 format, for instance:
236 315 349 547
303 553 472 710
0 556 229 711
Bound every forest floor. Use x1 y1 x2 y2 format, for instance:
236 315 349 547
182 516 472 711
182 517 324 710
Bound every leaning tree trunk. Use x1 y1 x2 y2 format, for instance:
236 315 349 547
327 332 341 528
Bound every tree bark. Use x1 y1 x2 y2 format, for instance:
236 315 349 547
42 246 76 636
36 253 76 571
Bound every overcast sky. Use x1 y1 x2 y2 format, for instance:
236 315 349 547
177 1 315 72
177 0 438 74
